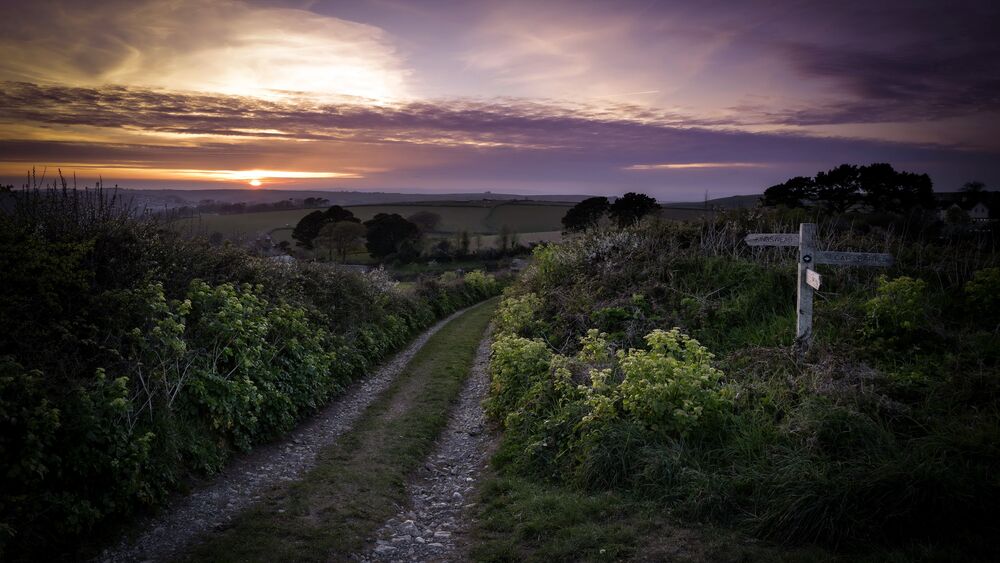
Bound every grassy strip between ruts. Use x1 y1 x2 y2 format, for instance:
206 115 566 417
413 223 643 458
183 298 498 562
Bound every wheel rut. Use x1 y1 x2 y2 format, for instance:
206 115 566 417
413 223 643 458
97 306 476 563
357 324 497 562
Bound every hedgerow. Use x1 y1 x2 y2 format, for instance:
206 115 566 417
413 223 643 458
0 187 502 560
485 209 1000 554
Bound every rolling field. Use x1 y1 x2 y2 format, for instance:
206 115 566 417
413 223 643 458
270 227 563 253
172 200 573 239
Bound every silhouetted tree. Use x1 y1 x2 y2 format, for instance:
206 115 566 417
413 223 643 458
303 197 330 208
291 205 359 248
814 164 861 213
609 192 660 227
762 176 815 208
323 205 359 224
458 230 471 256
763 163 934 215
562 196 610 231
961 181 986 194
364 213 422 258
407 210 442 232
316 220 366 262
497 224 511 251
291 210 327 248
859 163 934 213
945 206 971 224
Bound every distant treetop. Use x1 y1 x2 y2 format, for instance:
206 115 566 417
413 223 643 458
762 163 934 214
609 192 661 227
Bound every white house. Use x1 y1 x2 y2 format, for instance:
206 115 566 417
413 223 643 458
969 202 990 222
939 201 992 222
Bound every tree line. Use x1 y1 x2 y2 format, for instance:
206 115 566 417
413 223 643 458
761 163 935 214
561 192 661 232
290 206 526 263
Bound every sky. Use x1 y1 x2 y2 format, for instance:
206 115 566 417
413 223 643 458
0 0 997 200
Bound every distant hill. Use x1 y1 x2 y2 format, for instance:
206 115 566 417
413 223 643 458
660 194 761 209
120 188 591 211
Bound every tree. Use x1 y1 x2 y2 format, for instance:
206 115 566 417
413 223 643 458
497 224 511 252
762 176 814 208
291 210 327 248
859 163 933 213
458 230 471 256
961 181 986 194
291 205 359 249
945 205 971 224
608 192 660 227
323 205 358 224
315 221 366 262
407 211 442 233
304 197 330 208
763 163 936 214
814 164 861 213
363 213 422 258
561 196 609 231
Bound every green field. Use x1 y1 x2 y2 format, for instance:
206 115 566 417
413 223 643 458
172 200 573 240
271 227 562 251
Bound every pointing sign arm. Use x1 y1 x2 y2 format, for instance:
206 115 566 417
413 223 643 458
813 250 893 267
744 233 799 247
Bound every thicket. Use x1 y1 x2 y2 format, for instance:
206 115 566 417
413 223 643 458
486 208 1000 555
0 186 501 560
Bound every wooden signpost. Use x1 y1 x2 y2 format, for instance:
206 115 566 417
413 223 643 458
745 223 893 352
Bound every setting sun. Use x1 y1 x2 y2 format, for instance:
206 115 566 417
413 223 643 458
248 178 262 187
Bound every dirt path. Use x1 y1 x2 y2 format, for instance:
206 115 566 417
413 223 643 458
358 324 497 562
97 306 475 563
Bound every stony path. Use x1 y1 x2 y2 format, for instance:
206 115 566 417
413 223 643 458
97 307 475 563
358 325 496 562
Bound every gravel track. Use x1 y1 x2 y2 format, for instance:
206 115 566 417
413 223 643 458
97 306 475 563
358 324 496 562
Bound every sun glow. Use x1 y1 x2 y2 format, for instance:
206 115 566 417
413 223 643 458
0 164 366 184
625 162 770 170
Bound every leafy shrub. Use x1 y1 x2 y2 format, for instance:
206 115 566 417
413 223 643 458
494 292 542 336
486 334 552 423
488 291 731 488
0 186 502 560
864 275 928 337
965 267 1000 326
615 329 731 438
464 269 498 295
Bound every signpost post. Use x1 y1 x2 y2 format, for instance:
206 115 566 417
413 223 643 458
745 223 892 353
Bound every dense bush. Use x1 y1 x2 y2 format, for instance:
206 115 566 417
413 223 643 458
486 210 1000 554
965 266 1000 327
0 187 501 560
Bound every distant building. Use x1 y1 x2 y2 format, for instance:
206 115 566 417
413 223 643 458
936 191 996 223
969 202 991 222
938 200 992 222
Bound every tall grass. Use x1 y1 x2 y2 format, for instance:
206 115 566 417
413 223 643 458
0 182 502 560
485 208 1000 555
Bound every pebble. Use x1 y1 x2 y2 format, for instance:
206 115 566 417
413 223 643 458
96 311 472 563
360 327 496 562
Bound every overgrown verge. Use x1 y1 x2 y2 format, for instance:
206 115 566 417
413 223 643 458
480 209 1000 558
183 298 497 561
0 187 503 560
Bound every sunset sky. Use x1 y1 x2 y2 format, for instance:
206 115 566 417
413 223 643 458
1 0 997 199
